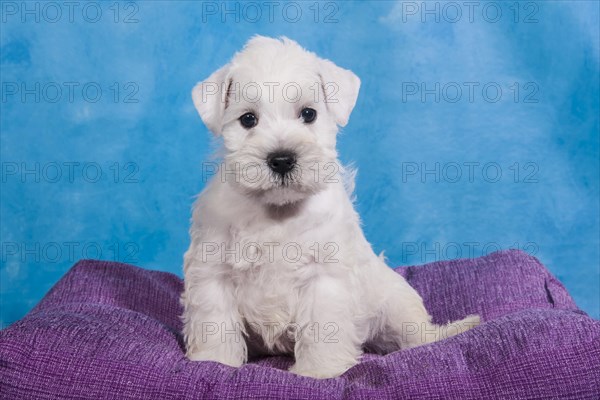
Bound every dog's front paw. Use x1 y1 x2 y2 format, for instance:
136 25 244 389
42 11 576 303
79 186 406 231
289 361 356 379
186 348 244 368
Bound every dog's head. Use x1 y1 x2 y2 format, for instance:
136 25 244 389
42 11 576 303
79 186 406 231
192 36 360 206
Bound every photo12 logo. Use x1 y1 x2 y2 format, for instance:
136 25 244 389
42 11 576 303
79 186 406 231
1 161 140 184
1 241 140 264
398 2 540 24
200 241 340 266
401 241 539 263
401 82 539 104
200 161 340 184
400 161 539 184
1 81 139 104
199 80 340 105
1 1 140 24
200 320 340 344
200 1 340 24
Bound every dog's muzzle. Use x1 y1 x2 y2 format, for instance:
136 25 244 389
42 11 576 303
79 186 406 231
267 151 297 176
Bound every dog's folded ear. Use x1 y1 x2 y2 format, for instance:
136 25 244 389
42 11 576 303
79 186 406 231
192 65 231 135
318 59 361 127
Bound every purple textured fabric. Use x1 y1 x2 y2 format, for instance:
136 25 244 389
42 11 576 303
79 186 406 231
1 249 599 399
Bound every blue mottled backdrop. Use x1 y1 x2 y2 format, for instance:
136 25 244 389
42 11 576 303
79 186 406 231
1 1 599 326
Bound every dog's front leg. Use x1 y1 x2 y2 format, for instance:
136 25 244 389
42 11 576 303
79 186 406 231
289 276 362 379
181 263 247 367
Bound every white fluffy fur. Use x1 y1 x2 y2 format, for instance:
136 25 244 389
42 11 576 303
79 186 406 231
182 36 479 379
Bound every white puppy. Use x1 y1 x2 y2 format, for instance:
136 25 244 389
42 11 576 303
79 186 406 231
182 36 479 379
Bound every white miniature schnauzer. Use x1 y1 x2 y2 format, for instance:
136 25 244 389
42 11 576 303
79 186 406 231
182 36 479 379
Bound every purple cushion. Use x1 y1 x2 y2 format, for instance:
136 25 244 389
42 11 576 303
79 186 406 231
1 250 599 399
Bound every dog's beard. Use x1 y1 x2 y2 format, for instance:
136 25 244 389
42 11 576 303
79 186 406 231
224 149 336 206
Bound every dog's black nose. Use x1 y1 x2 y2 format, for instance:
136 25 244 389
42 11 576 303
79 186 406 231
267 151 296 175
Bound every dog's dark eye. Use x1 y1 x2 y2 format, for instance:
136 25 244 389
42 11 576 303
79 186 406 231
239 112 258 129
300 108 317 124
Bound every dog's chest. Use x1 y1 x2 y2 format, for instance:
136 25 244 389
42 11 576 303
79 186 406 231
225 215 329 269
233 264 307 353
233 261 307 322
219 197 362 347
233 221 319 297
